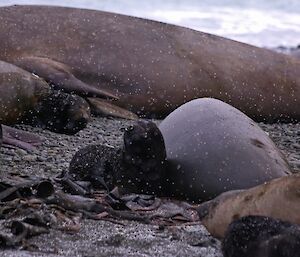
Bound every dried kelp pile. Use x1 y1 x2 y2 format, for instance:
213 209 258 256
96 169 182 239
0 172 199 251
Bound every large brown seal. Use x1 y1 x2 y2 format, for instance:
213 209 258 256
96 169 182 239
159 98 290 203
197 174 300 238
0 5 299 122
0 60 90 135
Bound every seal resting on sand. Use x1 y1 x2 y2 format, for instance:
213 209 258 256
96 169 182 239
0 60 91 135
69 121 167 194
0 5 299 122
159 98 290 202
69 98 290 203
222 215 300 257
197 174 300 238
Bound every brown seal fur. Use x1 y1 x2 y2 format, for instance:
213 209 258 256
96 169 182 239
0 5 299 122
196 174 300 238
159 98 290 203
0 60 90 134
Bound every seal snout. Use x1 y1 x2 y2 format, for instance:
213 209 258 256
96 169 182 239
63 116 89 135
123 120 166 161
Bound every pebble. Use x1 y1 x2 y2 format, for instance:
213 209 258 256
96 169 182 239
292 143 300 150
22 155 38 162
15 149 27 156
37 156 47 162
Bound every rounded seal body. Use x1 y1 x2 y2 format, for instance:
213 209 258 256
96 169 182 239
159 98 290 202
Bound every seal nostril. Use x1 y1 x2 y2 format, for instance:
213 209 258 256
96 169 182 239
76 117 88 128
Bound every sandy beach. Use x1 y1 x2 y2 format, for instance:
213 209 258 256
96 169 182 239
0 117 299 257
0 1 299 256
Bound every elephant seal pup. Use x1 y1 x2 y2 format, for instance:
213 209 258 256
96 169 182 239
0 5 299 122
121 120 167 194
69 144 122 190
69 120 167 194
222 215 300 257
0 60 90 135
197 174 300 238
159 98 290 203
26 90 91 135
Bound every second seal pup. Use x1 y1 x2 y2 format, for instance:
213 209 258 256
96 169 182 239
0 60 90 135
222 215 300 257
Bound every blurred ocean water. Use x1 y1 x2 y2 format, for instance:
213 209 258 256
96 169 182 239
1 0 300 47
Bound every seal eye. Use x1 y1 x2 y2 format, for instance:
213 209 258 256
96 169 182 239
126 125 134 132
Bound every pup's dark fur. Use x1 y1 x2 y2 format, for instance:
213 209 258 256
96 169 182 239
122 120 167 194
222 215 300 257
26 91 90 134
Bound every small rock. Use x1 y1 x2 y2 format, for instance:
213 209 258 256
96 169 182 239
15 149 27 156
23 155 38 162
292 143 300 150
37 156 47 162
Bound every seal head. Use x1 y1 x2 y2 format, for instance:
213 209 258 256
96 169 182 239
28 91 91 135
122 120 167 194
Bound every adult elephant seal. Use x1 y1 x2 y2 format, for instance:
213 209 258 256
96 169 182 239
159 98 290 203
0 5 299 122
197 174 300 238
0 60 90 135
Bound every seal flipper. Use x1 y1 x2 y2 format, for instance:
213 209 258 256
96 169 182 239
87 97 138 120
14 56 118 99
2 125 42 152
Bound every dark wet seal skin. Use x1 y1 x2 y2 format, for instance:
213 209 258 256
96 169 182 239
25 90 91 135
121 120 167 195
222 215 300 257
69 120 167 195
159 98 290 203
